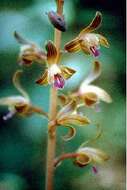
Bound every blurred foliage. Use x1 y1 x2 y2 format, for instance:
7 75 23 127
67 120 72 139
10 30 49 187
0 0 125 190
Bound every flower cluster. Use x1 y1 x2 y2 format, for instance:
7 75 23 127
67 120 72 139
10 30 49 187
0 10 112 176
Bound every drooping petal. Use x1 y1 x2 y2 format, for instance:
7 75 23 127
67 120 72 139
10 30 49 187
80 85 112 103
62 126 76 141
61 66 76 79
79 11 102 36
81 61 101 86
77 147 109 164
57 99 77 118
36 70 48 85
13 70 30 101
64 37 81 53
46 41 58 65
57 114 90 126
0 96 28 106
97 34 109 47
14 31 32 45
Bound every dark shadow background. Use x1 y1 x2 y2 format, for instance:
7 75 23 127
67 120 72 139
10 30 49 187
0 0 125 190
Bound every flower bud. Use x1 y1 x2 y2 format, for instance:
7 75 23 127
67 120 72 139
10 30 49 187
47 11 67 32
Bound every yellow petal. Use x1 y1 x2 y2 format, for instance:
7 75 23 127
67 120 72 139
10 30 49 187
79 11 102 36
58 94 70 106
64 37 81 53
79 40 91 55
36 70 48 85
57 99 77 118
61 66 76 79
46 41 58 65
62 126 76 141
98 34 110 47
81 61 101 85
13 70 30 101
57 114 90 126
77 147 109 164
75 153 91 167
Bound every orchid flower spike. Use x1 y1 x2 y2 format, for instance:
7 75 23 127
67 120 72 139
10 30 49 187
75 146 109 168
36 41 76 89
64 12 109 57
0 70 48 120
77 61 112 107
14 31 47 66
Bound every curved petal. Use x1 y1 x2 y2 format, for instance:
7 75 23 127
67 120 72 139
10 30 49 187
57 99 77 118
84 85 112 103
75 153 91 167
14 31 32 45
83 92 99 107
57 114 90 126
36 70 48 85
79 11 102 36
61 66 76 79
62 126 76 141
0 96 28 106
13 70 30 101
81 61 101 86
64 37 81 53
97 34 109 47
45 41 58 65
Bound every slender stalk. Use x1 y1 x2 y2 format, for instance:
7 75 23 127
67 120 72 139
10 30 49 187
45 1 64 190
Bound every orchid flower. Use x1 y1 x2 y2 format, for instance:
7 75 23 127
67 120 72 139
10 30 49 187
0 70 48 120
64 12 109 57
54 99 90 140
75 146 109 171
36 41 76 89
14 31 47 66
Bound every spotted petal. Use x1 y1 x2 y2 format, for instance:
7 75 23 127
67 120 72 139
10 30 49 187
46 41 58 65
79 11 102 36
36 70 48 85
61 66 76 79
64 37 81 53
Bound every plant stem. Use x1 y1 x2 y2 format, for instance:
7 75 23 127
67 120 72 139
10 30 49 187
45 1 64 190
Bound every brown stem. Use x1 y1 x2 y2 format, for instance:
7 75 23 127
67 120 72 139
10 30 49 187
45 1 64 190
54 153 79 167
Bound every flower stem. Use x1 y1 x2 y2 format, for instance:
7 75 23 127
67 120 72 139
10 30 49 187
45 1 64 190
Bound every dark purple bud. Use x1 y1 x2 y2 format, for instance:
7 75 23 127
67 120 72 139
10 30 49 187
90 46 100 57
47 11 67 32
54 74 65 89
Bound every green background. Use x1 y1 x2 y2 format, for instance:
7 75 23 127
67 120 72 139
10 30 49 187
0 0 125 190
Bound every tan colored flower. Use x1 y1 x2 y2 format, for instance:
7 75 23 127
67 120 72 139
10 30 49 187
55 100 90 140
14 31 46 66
0 70 47 120
75 147 109 167
77 61 112 107
36 41 76 89
64 12 109 57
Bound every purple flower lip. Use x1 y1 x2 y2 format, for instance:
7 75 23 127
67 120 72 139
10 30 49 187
53 74 65 89
92 166 98 174
90 46 100 57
